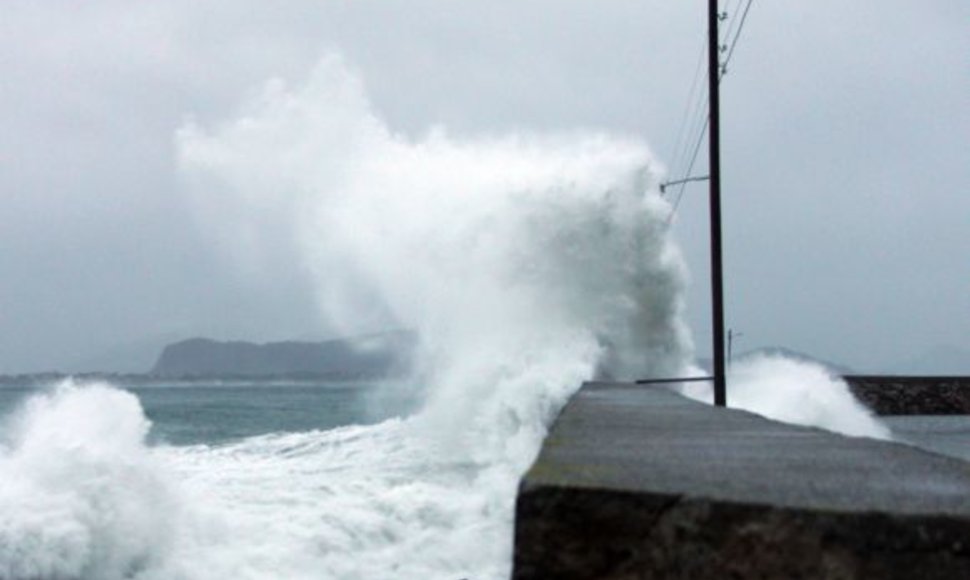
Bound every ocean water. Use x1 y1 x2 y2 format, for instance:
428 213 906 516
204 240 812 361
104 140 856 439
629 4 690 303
0 369 892 580
0 379 520 579
0 381 418 446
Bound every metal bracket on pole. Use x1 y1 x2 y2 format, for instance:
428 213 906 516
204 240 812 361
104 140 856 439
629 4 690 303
635 376 714 385
659 175 710 194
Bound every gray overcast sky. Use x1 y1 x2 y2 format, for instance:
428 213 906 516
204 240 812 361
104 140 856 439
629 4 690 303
1 1 967 373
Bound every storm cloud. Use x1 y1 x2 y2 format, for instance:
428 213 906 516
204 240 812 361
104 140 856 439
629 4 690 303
1 1 967 373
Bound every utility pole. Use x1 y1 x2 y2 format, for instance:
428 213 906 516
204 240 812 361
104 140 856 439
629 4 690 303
708 0 727 407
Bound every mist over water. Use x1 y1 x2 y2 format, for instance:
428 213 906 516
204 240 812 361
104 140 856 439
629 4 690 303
0 55 887 579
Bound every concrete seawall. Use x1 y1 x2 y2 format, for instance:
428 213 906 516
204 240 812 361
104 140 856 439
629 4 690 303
512 382 970 579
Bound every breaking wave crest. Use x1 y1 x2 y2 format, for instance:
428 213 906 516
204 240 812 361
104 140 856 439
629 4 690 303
1 381 514 579
0 382 177 580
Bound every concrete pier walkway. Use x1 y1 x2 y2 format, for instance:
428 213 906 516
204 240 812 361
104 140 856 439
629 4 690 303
513 382 970 579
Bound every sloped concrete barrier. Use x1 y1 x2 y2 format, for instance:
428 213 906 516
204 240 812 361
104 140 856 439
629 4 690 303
513 383 970 579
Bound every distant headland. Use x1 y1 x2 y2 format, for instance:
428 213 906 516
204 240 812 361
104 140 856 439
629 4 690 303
0 331 417 385
150 331 416 379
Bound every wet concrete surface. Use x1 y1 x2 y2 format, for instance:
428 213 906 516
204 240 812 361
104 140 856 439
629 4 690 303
513 382 970 579
523 382 970 514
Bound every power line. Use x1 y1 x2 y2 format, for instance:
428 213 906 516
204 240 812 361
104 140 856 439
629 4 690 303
667 42 708 182
720 0 754 79
669 114 709 219
677 82 710 178
667 0 739 188
665 0 755 220
719 0 741 49
665 3 730 203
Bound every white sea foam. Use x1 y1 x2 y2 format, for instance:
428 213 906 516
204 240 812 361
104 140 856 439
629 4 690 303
0 54 888 579
0 383 517 579
681 355 890 439
0 381 178 580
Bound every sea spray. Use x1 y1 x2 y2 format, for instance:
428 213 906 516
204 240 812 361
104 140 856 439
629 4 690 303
175 55 890 576
0 381 178 579
681 355 890 439
0 385 519 579
177 54 694 469
173 54 693 576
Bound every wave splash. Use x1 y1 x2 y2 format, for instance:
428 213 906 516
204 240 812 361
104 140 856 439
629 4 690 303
176 55 693 473
0 382 177 580
680 355 890 439
1 56 692 579
0 54 888 579
0 382 519 579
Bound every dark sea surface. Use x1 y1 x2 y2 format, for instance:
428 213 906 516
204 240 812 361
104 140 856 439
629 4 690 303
0 380 421 446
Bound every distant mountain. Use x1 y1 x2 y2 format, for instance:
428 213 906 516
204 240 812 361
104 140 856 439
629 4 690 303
151 331 416 378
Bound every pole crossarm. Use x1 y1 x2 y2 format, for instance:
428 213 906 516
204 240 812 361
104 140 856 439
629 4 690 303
660 175 710 194
635 376 714 385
